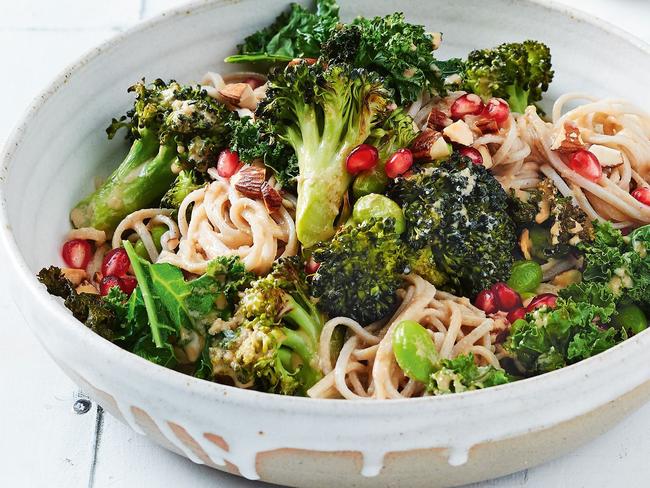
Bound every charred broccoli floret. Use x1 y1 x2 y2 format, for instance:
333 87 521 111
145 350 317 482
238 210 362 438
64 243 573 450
390 153 517 296
321 13 445 103
460 41 554 113
161 169 204 209
209 258 324 395
311 218 409 324
71 79 234 231
259 62 392 247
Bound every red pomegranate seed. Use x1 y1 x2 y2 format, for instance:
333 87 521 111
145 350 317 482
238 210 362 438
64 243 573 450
346 144 379 175
100 276 122 296
244 77 264 89
61 239 92 269
102 248 131 278
450 94 485 120
475 289 498 315
631 187 650 206
459 147 483 165
491 282 523 312
119 276 138 296
568 150 602 182
385 149 414 178
483 98 510 124
217 149 242 178
305 259 320 274
526 293 558 312
507 307 527 323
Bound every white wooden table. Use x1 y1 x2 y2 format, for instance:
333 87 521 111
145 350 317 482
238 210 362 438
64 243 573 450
2 1 650 486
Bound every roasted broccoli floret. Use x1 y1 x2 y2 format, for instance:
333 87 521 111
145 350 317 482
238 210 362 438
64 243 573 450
390 153 517 296
227 116 298 188
260 61 392 247
460 41 554 113
311 218 409 324
71 79 234 231
225 0 339 64
321 13 444 103
161 169 204 209
209 258 324 395
407 246 449 288
539 179 594 248
352 108 418 199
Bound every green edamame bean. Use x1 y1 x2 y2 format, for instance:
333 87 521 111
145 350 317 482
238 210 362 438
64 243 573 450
392 320 439 383
508 260 543 294
133 225 167 261
613 304 648 335
352 194 405 234
352 171 388 200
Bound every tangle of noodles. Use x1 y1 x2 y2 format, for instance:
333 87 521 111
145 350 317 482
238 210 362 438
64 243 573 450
157 174 298 275
308 275 504 400
112 208 181 262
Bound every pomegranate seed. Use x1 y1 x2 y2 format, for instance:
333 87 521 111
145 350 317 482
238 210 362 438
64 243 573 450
621 226 633 236
305 259 320 274
450 94 485 120
346 144 379 175
244 77 264 89
568 150 602 182
491 282 523 312
100 276 122 296
475 289 498 315
119 276 138 295
526 293 557 312
385 149 414 178
483 98 510 124
507 307 527 323
62 239 92 269
631 187 650 206
217 149 242 178
102 248 130 278
459 147 483 165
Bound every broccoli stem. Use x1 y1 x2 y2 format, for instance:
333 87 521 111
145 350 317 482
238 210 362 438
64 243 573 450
281 327 321 389
70 130 177 232
283 296 320 344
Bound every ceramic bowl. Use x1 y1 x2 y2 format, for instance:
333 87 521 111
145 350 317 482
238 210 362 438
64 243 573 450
3 1 650 486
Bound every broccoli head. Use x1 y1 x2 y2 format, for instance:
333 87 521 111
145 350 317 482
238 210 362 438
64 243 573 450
260 61 392 247
460 40 554 113
72 79 234 232
311 218 409 324
390 153 517 296
209 258 324 395
321 12 444 103
161 169 204 209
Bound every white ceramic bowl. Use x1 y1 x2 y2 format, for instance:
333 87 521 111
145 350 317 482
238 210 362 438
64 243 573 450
3 1 650 486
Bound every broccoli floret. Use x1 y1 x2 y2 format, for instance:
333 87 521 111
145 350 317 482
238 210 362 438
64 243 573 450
352 108 418 199
71 79 234 232
460 41 554 113
161 169 204 209
321 13 444 103
311 218 409 324
225 0 339 64
260 61 392 247
390 153 517 296
538 179 594 248
227 116 298 188
407 246 449 288
209 258 324 395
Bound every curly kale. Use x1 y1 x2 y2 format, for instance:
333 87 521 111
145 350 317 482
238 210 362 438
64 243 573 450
227 116 298 188
225 0 339 64
460 41 554 113
390 153 517 297
311 218 409 324
428 353 510 395
209 258 324 395
321 12 444 103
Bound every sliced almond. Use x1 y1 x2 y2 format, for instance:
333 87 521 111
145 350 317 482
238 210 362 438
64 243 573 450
62 267 87 286
550 122 585 153
218 83 257 111
588 144 623 167
233 165 266 198
288 58 317 67
427 108 452 130
409 129 443 161
443 120 474 146
76 281 99 295
475 117 499 135
261 181 283 213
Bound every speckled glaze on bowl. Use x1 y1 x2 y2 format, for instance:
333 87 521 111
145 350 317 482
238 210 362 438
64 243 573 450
2 1 650 486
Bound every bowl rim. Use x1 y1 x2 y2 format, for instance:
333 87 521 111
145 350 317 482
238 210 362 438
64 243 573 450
2 0 650 419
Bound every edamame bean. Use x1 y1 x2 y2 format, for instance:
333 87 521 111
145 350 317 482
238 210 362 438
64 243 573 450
613 304 648 335
133 225 167 261
392 320 439 383
352 194 405 234
508 260 543 294
352 171 388 200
